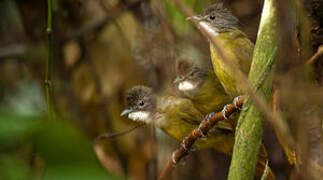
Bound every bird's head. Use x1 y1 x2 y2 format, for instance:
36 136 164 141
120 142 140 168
187 3 239 35
174 60 207 92
121 86 156 124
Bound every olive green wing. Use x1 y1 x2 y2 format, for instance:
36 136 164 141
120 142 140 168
172 98 204 125
172 97 234 131
229 31 254 74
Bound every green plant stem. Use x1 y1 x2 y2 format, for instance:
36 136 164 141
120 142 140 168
45 0 53 120
228 0 278 179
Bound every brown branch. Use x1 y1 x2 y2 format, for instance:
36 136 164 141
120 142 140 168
158 97 244 180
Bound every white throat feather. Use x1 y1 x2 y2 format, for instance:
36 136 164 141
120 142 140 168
178 81 196 91
199 21 219 37
128 111 151 123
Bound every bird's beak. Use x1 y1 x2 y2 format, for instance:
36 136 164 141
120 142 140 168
186 15 203 21
120 108 133 116
173 76 183 84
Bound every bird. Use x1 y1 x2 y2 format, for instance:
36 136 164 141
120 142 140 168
173 60 232 115
121 86 275 179
187 3 254 98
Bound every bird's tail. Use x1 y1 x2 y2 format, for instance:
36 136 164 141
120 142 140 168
255 143 275 180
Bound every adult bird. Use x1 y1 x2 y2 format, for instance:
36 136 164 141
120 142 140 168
187 3 254 97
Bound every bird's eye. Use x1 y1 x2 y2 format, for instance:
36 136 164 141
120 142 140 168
139 101 144 106
210 15 215 20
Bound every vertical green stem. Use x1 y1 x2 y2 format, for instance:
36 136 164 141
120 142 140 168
228 0 278 179
45 0 53 120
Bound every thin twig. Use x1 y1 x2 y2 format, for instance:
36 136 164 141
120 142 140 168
171 0 294 148
272 83 297 164
306 45 323 65
94 123 145 142
260 161 269 180
46 0 53 120
158 97 244 180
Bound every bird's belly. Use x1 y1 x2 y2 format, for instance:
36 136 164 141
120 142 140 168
160 125 197 142
210 45 239 97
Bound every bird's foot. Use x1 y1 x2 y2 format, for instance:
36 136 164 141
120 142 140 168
198 124 207 138
233 95 243 110
221 104 230 119
171 151 187 166
198 112 214 139
181 137 189 151
205 112 215 120
198 112 215 138
172 152 177 165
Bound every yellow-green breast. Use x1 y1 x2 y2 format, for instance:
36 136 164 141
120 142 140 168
210 29 254 97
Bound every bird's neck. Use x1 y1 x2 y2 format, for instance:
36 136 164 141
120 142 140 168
214 29 248 42
152 96 181 127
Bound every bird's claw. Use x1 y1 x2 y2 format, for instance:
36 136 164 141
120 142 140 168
222 104 230 119
172 152 177 164
205 112 215 120
198 112 215 138
198 123 207 137
181 138 189 151
234 96 243 110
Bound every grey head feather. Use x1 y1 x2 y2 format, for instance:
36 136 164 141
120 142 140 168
200 3 239 32
125 86 156 112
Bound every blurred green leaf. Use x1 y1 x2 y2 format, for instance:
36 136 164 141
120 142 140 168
0 112 118 180
0 113 38 148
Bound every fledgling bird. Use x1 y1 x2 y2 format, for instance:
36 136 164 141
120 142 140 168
173 60 232 116
188 3 254 97
121 86 275 179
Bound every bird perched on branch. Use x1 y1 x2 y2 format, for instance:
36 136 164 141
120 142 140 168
187 3 253 97
121 86 275 179
121 86 234 151
173 60 239 131
173 60 232 115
